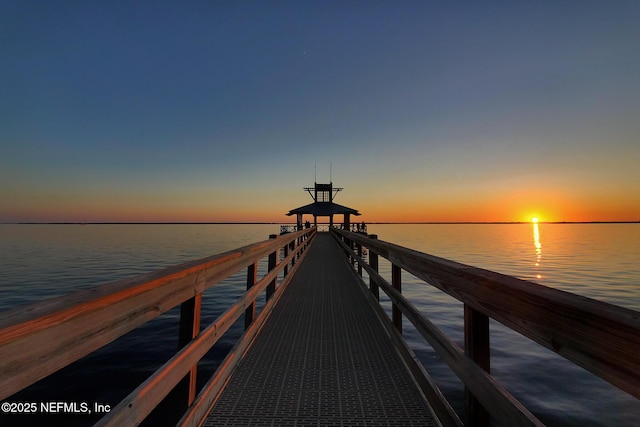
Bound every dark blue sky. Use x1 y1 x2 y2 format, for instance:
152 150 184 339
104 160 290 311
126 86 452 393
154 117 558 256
2 1 639 222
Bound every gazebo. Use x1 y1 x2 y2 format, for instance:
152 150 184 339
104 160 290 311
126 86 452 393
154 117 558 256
286 182 360 230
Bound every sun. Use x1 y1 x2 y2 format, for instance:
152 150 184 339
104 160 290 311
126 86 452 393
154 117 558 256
531 217 539 223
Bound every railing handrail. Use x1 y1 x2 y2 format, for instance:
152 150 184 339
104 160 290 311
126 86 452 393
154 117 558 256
0 228 316 418
332 228 640 425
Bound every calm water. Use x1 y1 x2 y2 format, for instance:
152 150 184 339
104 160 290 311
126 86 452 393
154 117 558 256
1 223 639 426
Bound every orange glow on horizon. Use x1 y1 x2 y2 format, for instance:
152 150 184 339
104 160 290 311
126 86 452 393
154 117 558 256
3 184 639 223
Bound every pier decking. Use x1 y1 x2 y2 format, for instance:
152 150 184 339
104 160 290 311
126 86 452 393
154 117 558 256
204 233 435 426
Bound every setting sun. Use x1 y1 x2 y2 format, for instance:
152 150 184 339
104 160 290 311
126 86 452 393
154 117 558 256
531 217 539 223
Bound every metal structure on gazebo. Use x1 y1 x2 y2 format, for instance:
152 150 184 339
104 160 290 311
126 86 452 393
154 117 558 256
286 181 360 230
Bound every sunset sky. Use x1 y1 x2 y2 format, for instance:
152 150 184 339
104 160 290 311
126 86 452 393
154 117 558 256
2 1 639 223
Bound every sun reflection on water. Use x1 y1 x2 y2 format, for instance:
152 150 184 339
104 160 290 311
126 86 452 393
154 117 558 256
533 221 542 279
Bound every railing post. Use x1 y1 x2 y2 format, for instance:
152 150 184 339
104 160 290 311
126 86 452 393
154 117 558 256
290 240 295 267
266 234 277 300
392 264 402 334
349 237 355 267
357 241 363 277
283 240 289 277
343 235 350 263
464 304 491 427
245 262 257 329
177 292 202 406
369 235 379 301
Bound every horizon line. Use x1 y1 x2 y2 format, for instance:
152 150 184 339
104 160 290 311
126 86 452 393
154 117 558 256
4 220 640 225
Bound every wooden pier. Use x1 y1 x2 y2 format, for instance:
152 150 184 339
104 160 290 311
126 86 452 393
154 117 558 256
203 233 435 427
1 227 639 427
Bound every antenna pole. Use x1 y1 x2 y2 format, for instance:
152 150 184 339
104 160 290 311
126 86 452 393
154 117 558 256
314 162 317 183
330 162 332 183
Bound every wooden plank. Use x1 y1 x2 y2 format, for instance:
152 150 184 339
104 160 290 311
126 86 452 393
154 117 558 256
266 234 277 300
245 262 257 329
283 241 289 277
368 234 380 301
0 228 315 400
177 293 203 406
392 263 402 333
334 228 640 400
464 304 490 427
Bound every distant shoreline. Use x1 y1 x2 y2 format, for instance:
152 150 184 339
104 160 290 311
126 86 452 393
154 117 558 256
4 221 640 225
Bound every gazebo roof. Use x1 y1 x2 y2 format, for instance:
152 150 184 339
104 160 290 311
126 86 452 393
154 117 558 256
286 201 360 217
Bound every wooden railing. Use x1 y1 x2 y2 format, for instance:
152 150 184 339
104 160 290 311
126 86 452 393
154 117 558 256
332 228 640 427
0 227 316 426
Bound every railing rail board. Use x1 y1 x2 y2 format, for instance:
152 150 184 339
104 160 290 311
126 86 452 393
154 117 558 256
95 239 311 427
0 228 315 411
177 236 312 427
332 228 640 426
333 232 543 427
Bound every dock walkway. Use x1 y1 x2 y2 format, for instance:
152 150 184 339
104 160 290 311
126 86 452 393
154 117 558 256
205 232 436 426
